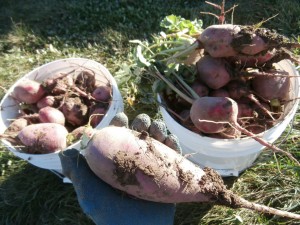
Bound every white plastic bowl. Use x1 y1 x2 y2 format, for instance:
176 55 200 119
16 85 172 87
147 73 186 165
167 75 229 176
159 60 300 176
0 58 123 173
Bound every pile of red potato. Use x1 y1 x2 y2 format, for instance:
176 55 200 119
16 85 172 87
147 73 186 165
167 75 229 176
2 69 112 154
161 24 299 139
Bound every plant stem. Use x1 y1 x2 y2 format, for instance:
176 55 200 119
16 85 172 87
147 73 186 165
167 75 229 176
151 68 194 104
233 122 300 166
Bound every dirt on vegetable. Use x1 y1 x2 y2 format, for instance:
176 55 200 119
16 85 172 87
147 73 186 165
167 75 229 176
2 67 113 154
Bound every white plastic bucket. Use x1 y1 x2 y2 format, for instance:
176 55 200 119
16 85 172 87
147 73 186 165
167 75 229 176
159 60 300 176
0 58 124 173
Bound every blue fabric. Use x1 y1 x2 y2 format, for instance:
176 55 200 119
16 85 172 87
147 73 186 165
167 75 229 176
59 149 176 225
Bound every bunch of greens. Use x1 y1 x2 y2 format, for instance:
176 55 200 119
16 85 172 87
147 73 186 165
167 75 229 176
115 15 203 109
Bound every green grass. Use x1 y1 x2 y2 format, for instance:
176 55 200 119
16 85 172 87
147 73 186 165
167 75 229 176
1 0 300 224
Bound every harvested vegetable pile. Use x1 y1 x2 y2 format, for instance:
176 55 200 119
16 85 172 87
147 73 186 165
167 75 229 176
118 5 300 164
1 66 113 154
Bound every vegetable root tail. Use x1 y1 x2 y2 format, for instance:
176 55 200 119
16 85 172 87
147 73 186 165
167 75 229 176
233 122 300 166
236 196 300 219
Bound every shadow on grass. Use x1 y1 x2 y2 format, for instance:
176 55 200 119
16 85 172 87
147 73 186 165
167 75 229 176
0 0 203 52
0 153 94 225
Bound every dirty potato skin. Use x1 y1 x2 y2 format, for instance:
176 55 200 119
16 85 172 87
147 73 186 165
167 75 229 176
84 126 234 204
83 126 300 219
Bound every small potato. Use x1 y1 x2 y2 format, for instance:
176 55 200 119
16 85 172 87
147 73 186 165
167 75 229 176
18 123 68 154
38 106 65 125
12 79 45 104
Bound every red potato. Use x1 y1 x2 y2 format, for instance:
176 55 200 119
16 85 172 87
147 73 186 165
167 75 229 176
61 97 89 126
189 96 299 165
198 24 241 57
196 55 231 89
18 123 68 154
190 97 237 133
198 24 298 58
226 80 275 120
12 79 45 104
92 85 112 102
251 70 291 101
44 73 74 95
191 80 209 97
228 50 276 68
89 106 107 128
38 106 65 125
37 96 56 109
4 118 29 134
83 126 300 219
237 103 254 118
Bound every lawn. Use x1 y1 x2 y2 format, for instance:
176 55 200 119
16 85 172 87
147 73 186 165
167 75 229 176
0 0 300 224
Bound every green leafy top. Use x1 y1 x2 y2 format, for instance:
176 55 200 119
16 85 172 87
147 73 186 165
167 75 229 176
160 14 203 35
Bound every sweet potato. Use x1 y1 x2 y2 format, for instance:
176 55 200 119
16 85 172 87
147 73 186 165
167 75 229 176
190 97 237 133
189 96 299 165
251 69 291 101
18 123 68 154
89 106 107 128
37 96 56 109
83 126 300 219
12 79 45 104
191 80 209 97
198 24 298 58
38 106 65 125
196 55 231 89
92 85 112 102
61 97 89 126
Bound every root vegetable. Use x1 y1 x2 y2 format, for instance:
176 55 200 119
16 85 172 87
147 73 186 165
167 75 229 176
251 69 291 101
38 106 65 125
198 24 299 57
12 79 45 104
89 106 107 128
61 97 88 126
190 97 236 134
199 24 241 57
37 96 56 109
83 126 300 219
226 80 275 120
18 123 68 154
44 73 74 95
4 118 29 134
168 24 299 63
196 55 231 89
190 96 299 165
237 103 254 118
92 85 112 102
191 80 209 97
68 125 95 144
156 69 299 164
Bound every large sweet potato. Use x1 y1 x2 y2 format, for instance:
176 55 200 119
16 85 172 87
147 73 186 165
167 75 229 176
83 126 300 219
